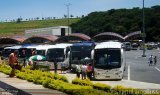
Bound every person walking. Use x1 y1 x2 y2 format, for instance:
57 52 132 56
86 63 93 80
61 62 66 74
22 49 26 67
149 55 153 66
81 63 87 80
0 51 2 65
154 56 157 66
9 50 18 77
75 64 81 78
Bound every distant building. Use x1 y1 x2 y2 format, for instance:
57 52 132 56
25 26 71 37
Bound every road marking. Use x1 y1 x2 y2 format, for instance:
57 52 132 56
155 67 160 72
128 65 130 80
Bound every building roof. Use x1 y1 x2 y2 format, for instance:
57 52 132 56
23 35 58 44
124 31 141 41
55 33 91 43
93 32 124 42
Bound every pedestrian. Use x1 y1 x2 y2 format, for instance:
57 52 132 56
0 51 2 65
154 56 157 65
86 63 93 80
149 55 153 66
81 62 87 80
31 49 36 56
75 64 81 78
61 62 66 74
8 50 18 77
22 49 26 67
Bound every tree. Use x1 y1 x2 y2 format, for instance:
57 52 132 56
71 5 160 41
36 17 39 20
70 14 74 18
64 15 67 18
16 17 22 23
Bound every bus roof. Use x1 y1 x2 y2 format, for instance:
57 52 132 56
4 45 22 49
72 41 95 47
36 45 55 50
95 42 122 49
48 43 72 49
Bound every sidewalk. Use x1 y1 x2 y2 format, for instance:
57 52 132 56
0 72 67 95
60 73 160 89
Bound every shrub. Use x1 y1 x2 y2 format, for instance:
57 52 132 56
72 78 93 86
93 83 111 92
26 74 35 82
16 72 27 80
42 78 52 88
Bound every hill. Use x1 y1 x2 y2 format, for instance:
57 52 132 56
71 5 160 42
0 18 80 37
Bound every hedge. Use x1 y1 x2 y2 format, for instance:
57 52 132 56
0 64 113 95
0 63 146 95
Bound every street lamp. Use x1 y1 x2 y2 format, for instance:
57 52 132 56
142 0 146 57
65 3 71 42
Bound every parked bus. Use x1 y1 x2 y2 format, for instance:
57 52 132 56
91 41 126 80
67 41 95 72
36 45 55 56
3 45 22 58
46 43 72 62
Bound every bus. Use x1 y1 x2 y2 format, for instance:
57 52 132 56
67 41 95 72
91 41 126 80
46 43 72 63
36 45 55 56
3 45 22 58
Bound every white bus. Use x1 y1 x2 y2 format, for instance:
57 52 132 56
46 43 72 63
3 45 22 58
36 45 55 56
91 42 126 80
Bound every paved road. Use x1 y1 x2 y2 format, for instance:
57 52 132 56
123 49 160 84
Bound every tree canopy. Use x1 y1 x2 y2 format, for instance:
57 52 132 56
71 5 160 42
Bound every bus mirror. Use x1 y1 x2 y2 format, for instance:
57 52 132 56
91 50 94 59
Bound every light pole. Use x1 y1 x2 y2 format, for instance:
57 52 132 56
65 3 71 42
142 0 146 57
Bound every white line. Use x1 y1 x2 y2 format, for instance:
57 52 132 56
155 67 160 72
128 65 130 80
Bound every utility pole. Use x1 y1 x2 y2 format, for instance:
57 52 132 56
65 3 71 42
142 0 146 57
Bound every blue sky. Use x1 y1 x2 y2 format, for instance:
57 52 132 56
0 0 160 21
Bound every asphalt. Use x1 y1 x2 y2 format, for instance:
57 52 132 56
125 49 160 84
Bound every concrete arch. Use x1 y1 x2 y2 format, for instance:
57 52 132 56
0 36 27 45
124 31 141 41
92 32 124 42
55 33 91 43
23 35 58 44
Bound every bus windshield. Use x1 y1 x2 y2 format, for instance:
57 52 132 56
47 48 64 62
36 50 45 56
71 46 92 60
18 48 34 58
94 48 121 69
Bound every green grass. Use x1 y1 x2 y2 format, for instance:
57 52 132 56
0 18 80 36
